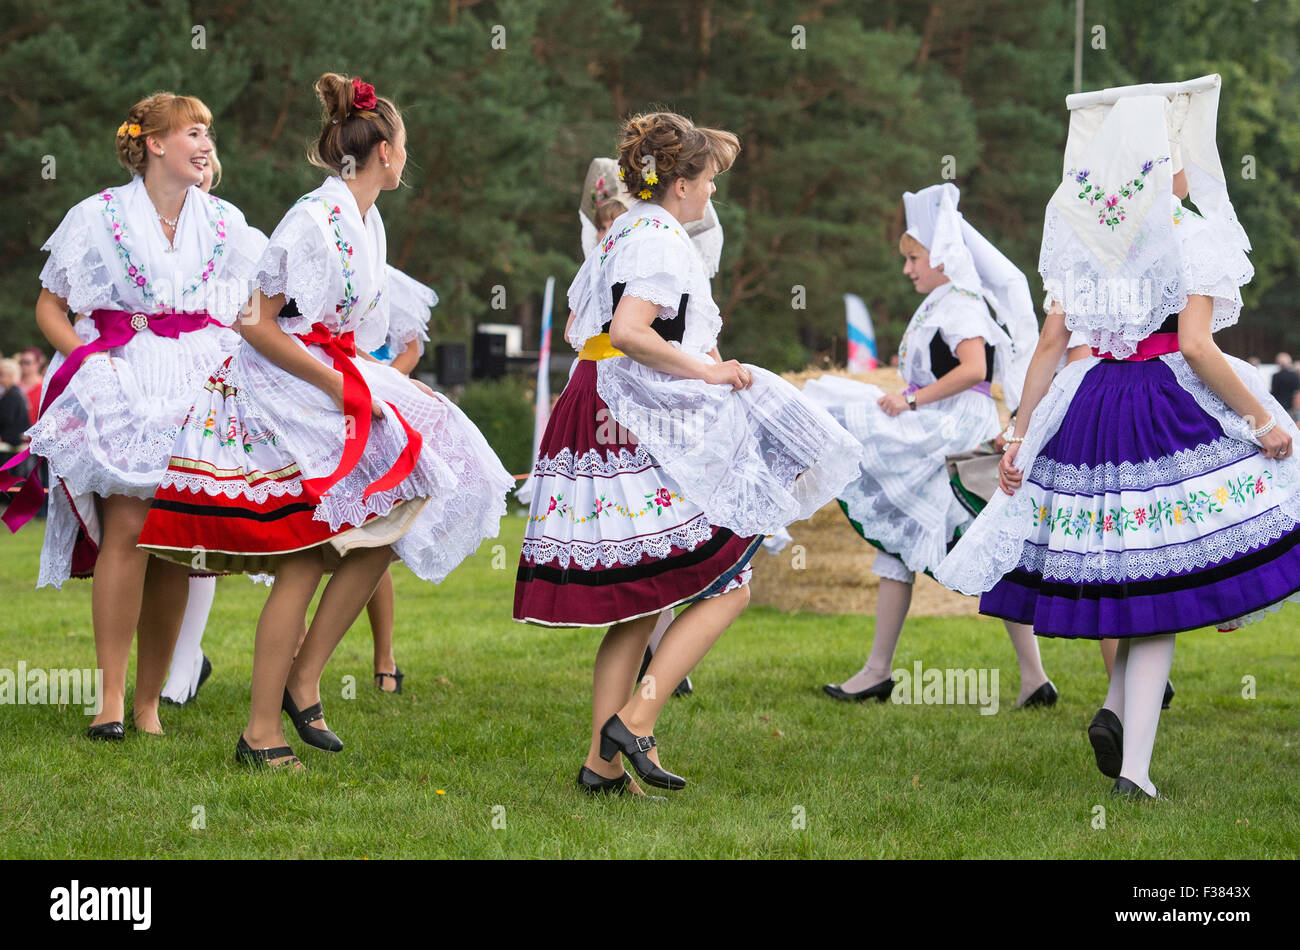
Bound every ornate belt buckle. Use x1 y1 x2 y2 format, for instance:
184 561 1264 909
130 312 149 331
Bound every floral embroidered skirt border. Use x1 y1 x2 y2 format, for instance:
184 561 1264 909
977 358 1300 637
514 359 758 628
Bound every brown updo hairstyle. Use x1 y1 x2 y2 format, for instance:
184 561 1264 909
308 72 403 177
114 93 213 177
616 112 740 203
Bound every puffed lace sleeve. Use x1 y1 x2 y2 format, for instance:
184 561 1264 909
39 195 120 315
609 226 693 318
203 198 266 326
384 266 436 357
255 205 333 333
936 290 997 354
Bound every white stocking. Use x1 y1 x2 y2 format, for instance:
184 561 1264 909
1118 634 1175 797
1102 638 1129 720
839 576 912 692
161 576 216 703
1003 621 1049 702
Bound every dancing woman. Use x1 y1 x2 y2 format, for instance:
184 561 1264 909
139 73 513 768
13 93 261 739
936 76 1287 799
805 184 1055 708
515 112 861 793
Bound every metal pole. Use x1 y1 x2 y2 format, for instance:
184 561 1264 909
1074 0 1084 94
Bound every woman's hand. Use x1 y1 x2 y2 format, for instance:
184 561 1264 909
704 360 753 391
992 432 1007 452
410 378 436 398
329 371 384 418
998 442 1024 495
877 392 910 417
1257 422 1292 460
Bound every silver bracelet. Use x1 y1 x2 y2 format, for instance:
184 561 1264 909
1250 417 1277 440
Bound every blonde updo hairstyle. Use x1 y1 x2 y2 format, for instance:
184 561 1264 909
114 93 213 177
616 112 740 203
308 72 404 177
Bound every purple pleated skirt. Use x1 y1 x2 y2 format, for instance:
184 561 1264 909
980 359 1300 638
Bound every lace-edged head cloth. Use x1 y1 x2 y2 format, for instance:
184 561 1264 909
1041 74 1249 358
902 183 1038 409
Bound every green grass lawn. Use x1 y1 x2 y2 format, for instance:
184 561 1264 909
1 515 1297 859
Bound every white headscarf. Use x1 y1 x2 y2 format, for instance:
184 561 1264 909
1040 74 1250 358
903 183 1038 408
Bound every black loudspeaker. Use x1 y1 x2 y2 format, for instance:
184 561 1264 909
472 330 507 380
435 342 468 386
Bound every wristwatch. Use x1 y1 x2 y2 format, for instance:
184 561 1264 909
904 391 917 410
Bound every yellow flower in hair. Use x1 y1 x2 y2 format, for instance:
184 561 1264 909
638 189 652 199
117 122 129 136
128 124 141 137
644 170 658 185
617 167 625 180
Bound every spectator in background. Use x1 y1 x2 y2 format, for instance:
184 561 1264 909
18 347 46 424
1271 352 1300 421
0 358 31 455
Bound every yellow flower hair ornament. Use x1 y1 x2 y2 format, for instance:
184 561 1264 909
643 170 658 185
117 123 141 138
638 189 652 200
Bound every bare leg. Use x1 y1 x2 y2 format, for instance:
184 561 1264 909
1118 634 1175 797
243 549 323 765
838 576 912 692
617 585 750 769
1100 638 1118 678
1004 621 1049 704
89 495 152 728
583 614 660 780
368 568 398 690
132 555 191 733
286 545 394 728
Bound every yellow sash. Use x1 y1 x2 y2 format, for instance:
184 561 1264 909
578 332 625 361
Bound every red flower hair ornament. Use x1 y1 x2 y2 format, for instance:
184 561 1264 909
352 78 378 112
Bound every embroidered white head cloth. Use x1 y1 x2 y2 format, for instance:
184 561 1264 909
904 183 1038 407
578 156 724 277
1041 74 1250 358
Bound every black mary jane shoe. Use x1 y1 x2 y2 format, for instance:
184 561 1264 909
822 678 895 703
1087 708 1123 779
1017 680 1059 709
281 688 343 752
374 666 404 694
195 654 213 697
577 766 668 802
1162 680 1175 710
86 721 125 742
598 714 686 791
1111 776 1161 801
235 735 302 770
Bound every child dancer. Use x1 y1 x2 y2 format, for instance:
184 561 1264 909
805 184 1054 708
139 73 513 768
515 113 862 794
937 76 1284 799
11 94 261 739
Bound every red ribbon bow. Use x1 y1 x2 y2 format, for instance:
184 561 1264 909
295 323 423 501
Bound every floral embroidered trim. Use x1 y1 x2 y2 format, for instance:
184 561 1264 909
1027 436 1255 495
599 216 685 264
898 285 976 362
1019 505 1299 583
1027 469 1274 538
295 196 383 321
99 188 228 303
1064 157 1171 231
530 487 685 525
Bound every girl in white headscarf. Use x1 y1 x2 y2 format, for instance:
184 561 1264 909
805 183 1055 708
937 76 1292 800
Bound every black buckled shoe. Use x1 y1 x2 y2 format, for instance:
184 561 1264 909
86 721 125 741
1162 680 1174 710
598 714 686 790
235 735 302 770
1087 708 1123 778
195 654 212 697
577 766 630 795
374 666 404 694
282 688 343 752
822 678 895 703
1017 680 1059 709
